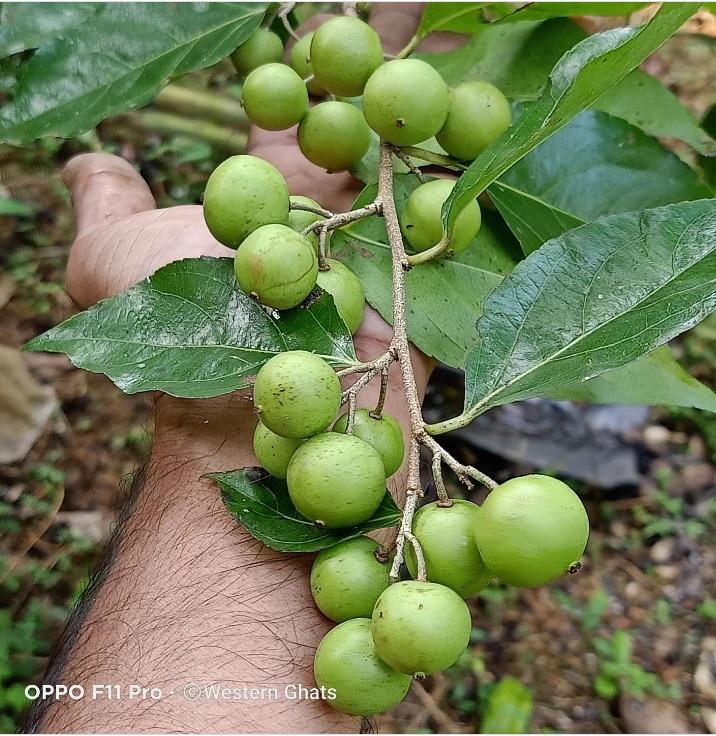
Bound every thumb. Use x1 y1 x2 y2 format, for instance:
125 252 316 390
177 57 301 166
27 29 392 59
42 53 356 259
62 153 156 235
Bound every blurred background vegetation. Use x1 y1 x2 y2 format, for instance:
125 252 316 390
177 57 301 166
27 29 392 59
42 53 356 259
1 4 715 733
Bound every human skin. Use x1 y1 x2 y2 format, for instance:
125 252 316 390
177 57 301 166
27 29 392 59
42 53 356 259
27 6 461 733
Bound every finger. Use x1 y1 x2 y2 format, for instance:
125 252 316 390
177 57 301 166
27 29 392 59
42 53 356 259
369 2 424 54
62 153 156 236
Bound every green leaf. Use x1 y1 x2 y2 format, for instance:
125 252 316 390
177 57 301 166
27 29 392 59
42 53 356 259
457 199 716 424
0 3 102 57
421 14 714 155
499 3 647 22
442 3 698 237
213 468 400 553
417 3 491 36
0 3 266 144
24 257 356 398
0 196 33 217
554 346 716 412
480 677 533 734
491 109 710 254
332 175 519 368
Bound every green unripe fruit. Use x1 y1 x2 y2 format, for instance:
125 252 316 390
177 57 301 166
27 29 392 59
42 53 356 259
310 537 390 622
287 195 325 252
287 433 386 528
234 224 317 310
310 17 383 97
253 351 341 438
406 500 491 597
437 81 512 160
298 101 371 172
242 63 308 131
363 59 449 146
316 259 365 334
203 155 289 248
400 178 481 253
314 618 412 716
333 410 404 476
371 581 471 675
290 32 327 96
253 421 302 479
231 29 283 76
475 475 589 587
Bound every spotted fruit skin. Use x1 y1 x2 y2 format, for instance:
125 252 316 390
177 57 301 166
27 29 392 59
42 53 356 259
253 351 341 439
298 101 371 172
436 81 512 160
252 421 303 479
234 224 317 310
405 500 492 597
362 59 449 146
316 259 365 335
242 63 308 131
333 409 404 475
290 32 327 96
286 433 386 528
310 17 383 97
400 178 481 253
310 537 390 622
371 580 471 675
314 618 412 716
203 155 289 248
474 474 589 587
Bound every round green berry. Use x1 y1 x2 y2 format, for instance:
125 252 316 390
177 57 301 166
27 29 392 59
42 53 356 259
234 224 317 310
316 259 365 334
314 618 412 716
437 81 512 160
310 17 383 97
298 101 371 172
363 59 449 146
253 421 303 479
287 195 325 252
231 29 283 76
287 433 386 528
253 351 341 439
400 178 481 253
474 475 589 587
203 155 289 248
406 500 491 597
371 581 471 675
242 63 308 131
290 32 327 96
310 537 390 622
333 409 404 476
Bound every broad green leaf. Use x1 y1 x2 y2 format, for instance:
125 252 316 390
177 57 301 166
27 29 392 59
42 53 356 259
214 468 400 553
443 4 698 237
553 347 716 412
499 3 647 22
457 199 716 424
332 176 519 368
0 197 33 217
24 257 356 398
0 3 101 57
420 15 714 155
491 109 710 254
417 3 490 36
480 677 533 734
0 3 266 144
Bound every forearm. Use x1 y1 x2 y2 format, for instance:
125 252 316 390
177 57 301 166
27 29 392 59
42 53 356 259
28 348 430 734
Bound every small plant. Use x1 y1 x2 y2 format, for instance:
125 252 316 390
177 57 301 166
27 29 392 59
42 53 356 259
4 0 715 719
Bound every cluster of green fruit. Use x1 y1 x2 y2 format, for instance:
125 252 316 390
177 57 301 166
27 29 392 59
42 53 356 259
231 17 512 173
202 154 364 330
249 350 590 717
